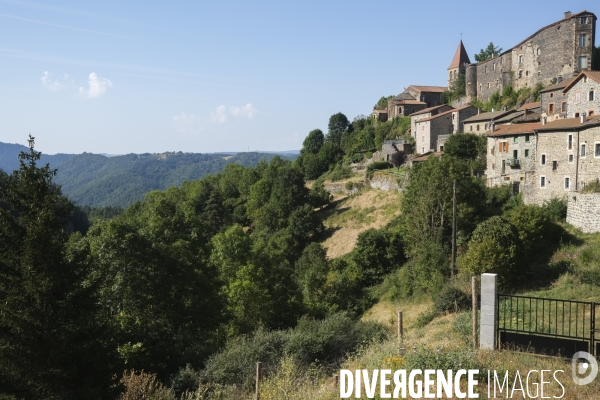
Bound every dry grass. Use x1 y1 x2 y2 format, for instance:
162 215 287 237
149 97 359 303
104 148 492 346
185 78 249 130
319 188 401 258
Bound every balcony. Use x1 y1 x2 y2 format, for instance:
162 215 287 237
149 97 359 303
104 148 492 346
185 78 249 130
506 158 520 168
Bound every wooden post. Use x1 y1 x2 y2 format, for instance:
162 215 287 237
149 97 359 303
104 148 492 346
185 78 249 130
397 311 403 342
451 180 457 276
472 276 478 348
255 361 262 400
334 374 338 388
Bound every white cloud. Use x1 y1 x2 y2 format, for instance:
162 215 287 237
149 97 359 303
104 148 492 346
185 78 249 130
172 112 203 134
230 103 258 119
41 71 72 91
79 72 112 98
210 103 258 123
211 105 227 123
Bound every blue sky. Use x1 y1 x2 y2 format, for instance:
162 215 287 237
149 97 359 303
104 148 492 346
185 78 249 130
0 1 597 154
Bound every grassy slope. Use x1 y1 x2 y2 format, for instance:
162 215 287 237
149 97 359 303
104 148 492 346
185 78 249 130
317 181 401 258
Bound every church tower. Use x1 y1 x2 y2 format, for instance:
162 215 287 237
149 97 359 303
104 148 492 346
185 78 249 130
448 40 471 87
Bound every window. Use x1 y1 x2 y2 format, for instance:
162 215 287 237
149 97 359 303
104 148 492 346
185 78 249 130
485 66 487 74
590 90 595 101
514 136 518 143
541 154 546 165
470 125 473 132
449 72 452 80
540 176 546 188
579 56 588 69
569 154 574 163
582 144 586 157
525 149 530 157
525 135 530 142
487 83 490 89
537 48 541 55
518 70 523 78
440 146 444 152
590 111 595 116
581 17 587 24
477 124 480 131
550 93 554 98
575 112 580 118
561 102 567 112
526 71 529 77
596 143 600 157
568 134 573 150
565 177 570 189
552 161 558 170
575 93 581 103
513 150 518 159
422 147 425 153
580 34 587 47
519 55 523 64
493 63 496 71
548 103 554 114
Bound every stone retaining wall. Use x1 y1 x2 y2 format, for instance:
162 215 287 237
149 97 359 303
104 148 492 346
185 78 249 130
567 193 600 233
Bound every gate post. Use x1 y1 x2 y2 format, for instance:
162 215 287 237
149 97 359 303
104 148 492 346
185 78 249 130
480 273 498 350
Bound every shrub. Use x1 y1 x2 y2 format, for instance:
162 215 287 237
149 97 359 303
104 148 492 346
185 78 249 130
118 370 175 400
169 364 201 396
366 161 391 179
507 205 563 257
325 163 354 182
460 216 524 287
414 310 438 328
434 285 471 314
542 197 567 221
583 179 600 193
345 181 354 191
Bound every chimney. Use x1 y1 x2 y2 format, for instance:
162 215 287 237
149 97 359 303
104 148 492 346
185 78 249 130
492 108 495 112
542 117 547 125
564 11 572 19
581 112 587 124
557 75 563 83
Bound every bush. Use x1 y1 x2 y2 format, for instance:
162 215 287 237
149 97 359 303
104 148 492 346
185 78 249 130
414 310 438 328
345 181 354 190
366 161 391 179
170 364 201 396
460 216 524 287
202 313 386 391
542 198 567 221
434 285 471 314
325 163 355 182
583 179 600 193
507 205 563 257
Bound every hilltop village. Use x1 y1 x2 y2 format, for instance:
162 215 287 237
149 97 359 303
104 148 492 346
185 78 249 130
371 10 600 232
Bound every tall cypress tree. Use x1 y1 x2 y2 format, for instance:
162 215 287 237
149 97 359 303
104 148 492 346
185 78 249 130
0 136 110 399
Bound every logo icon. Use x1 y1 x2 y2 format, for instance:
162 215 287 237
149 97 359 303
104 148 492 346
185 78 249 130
572 351 598 385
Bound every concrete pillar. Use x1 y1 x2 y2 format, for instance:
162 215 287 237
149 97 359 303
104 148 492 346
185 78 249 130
480 273 498 350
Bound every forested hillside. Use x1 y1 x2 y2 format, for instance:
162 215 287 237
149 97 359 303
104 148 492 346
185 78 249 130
0 141 296 208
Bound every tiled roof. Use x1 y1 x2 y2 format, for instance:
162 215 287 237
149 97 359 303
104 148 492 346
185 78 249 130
417 105 473 123
539 78 574 93
535 115 600 131
463 110 513 123
412 152 443 162
394 100 427 105
511 112 541 123
448 40 471 70
495 111 523 123
519 102 541 110
392 92 416 101
408 85 447 93
562 70 600 92
408 104 453 117
486 122 542 137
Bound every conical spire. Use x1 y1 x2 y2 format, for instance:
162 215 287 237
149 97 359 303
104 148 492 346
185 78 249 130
448 40 471 69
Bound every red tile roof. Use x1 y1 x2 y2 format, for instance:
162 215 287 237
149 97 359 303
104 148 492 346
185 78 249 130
539 78 574 93
409 104 453 117
448 40 471 69
486 122 542 137
417 105 475 123
535 115 600 131
412 152 443 162
519 102 541 111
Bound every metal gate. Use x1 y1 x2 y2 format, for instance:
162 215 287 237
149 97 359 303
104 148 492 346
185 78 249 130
498 294 599 357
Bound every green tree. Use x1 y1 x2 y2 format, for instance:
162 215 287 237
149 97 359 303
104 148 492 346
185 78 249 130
443 133 486 170
0 137 111 398
474 42 503 62
507 205 562 258
460 216 524 287
351 228 405 285
441 73 466 104
326 112 350 147
301 129 325 155
373 95 394 110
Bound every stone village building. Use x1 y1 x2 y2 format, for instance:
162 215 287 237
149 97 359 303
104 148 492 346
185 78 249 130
413 105 479 154
447 11 596 103
386 85 447 119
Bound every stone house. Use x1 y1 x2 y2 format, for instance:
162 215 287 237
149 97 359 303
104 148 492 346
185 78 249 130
381 140 412 162
485 123 541 197
414 105 478 154
562 70 600 118
372 109 388 122
539 77 573 122
409 104 453 137
387 85 447 119
463 110 518 134
462 11 596 103
529 116 600 204
519 102 541 113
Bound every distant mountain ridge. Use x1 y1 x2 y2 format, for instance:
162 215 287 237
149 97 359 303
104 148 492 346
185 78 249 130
0 142 297 208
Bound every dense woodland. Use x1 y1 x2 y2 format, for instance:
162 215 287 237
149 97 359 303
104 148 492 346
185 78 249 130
0 120 573 399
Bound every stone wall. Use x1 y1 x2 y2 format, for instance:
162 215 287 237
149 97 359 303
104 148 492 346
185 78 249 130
567 193 600 233
474 54 513 102
540 88 568 121
370 172 401 191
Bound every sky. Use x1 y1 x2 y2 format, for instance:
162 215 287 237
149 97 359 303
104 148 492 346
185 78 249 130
0 1 598 155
